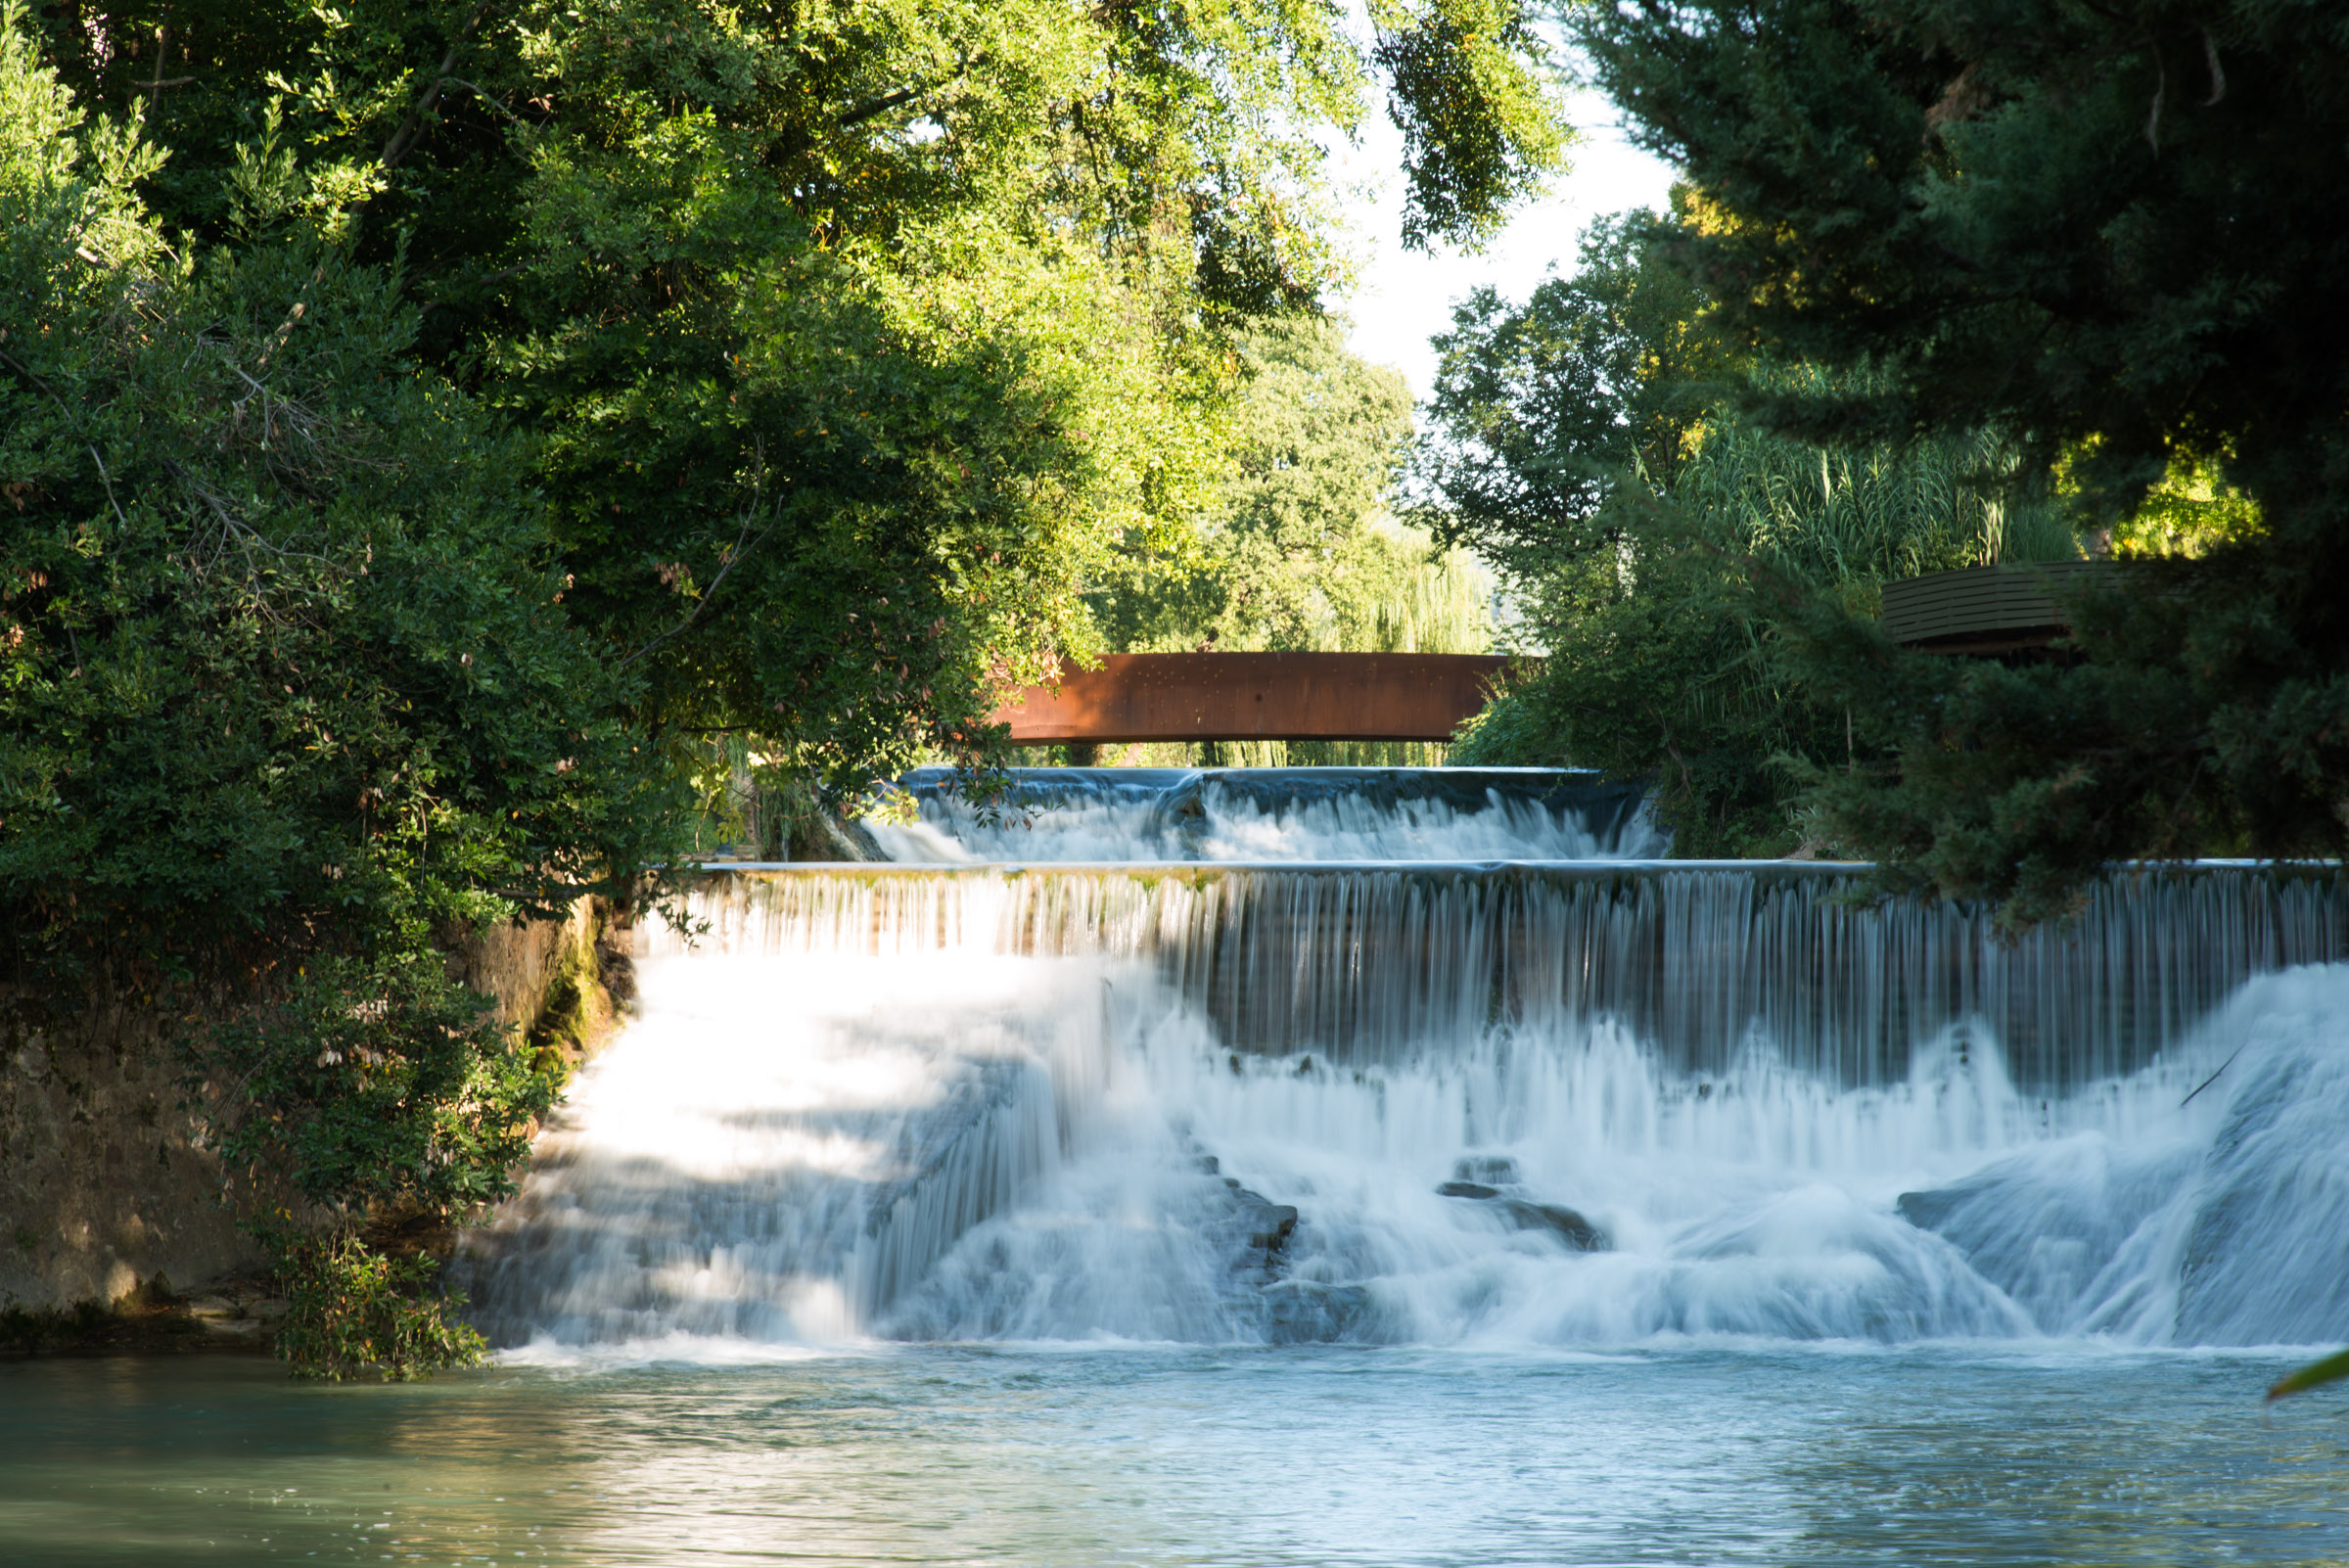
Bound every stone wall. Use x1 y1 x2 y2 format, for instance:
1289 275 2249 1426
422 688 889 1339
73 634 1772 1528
0 986 258 1314
0 899 622 1316
447 898 622 1048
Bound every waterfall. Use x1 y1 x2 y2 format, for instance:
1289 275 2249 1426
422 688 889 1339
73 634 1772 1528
866 765 1666 861
463 952 1101 1350
465 772 2349 1356
648 861 2346 1086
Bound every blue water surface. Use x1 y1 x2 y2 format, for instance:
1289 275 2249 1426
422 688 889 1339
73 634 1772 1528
3 1344 2345 1566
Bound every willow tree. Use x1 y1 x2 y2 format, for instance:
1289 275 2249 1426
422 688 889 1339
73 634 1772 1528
1090 316 1487 658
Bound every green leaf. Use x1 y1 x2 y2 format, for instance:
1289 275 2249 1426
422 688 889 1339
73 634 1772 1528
2268 1348 2349 1403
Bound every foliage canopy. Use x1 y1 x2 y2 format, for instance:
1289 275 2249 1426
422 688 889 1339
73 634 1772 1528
1430 213 2075 854
3 0 1571 1367
1091 315 1489 664
1575 0 2349 914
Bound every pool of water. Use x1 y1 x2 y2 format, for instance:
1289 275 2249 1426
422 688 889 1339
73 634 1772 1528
4 1345 2344 1566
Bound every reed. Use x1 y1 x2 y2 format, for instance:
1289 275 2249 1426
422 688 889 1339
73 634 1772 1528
1455 400 2081 852
1660 409 2079 591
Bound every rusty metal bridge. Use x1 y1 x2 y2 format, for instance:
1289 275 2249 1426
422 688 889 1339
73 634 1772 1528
989 652 1513 745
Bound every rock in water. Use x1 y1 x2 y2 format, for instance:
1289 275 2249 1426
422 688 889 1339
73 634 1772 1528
1249 1203 1300 1252
1437 1180 1499 1199
1501 1200 1606 1252
1436 1176 1607 1251
1196 1171 1303 1281
1264 1280 1378 1344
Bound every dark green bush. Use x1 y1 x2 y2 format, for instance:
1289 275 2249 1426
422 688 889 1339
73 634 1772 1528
275 1235 484 1383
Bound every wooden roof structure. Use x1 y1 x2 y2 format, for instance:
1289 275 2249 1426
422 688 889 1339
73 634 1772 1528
1879 561 2112 657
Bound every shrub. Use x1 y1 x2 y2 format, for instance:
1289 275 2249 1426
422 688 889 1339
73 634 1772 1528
275 1235 484 1383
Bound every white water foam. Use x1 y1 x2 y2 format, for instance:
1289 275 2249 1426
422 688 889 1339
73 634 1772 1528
469 760 2349 1360
865 767 1669 862
467 900 2349 1357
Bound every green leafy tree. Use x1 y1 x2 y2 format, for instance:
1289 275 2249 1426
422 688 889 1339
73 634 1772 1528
274 1233 493 1382
26 0 1572 796
1371 0 1574 250
1576 0 2349 915
1413 208 1730 582
1431 215 2074 853
0 11 679 1372
1092 315 1489 663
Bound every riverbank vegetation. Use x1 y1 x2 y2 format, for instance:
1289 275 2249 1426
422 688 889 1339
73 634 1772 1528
1426 210 2081 854
0 0 1569 1372
1445 0 2349 921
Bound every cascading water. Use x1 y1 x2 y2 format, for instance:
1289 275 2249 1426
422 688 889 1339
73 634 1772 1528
464 771 2349 1356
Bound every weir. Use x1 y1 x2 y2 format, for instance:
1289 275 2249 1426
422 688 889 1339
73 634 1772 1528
870 764 1661 861
659 860 2347 1087
463 768 2349 1355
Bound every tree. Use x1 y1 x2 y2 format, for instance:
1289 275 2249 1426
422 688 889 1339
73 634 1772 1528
0 8 680 1373
1576 0 2349 917
25 0 1573 795
1429 213 2073 853
1413 208 1728 581
1090 315 1488 663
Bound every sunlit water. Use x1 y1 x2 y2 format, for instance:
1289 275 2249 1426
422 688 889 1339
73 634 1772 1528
865 766 1667 861
15 770 2349 1564
5 1347 2346 1565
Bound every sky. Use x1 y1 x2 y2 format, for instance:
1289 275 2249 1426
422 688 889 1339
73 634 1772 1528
1333 87 1680 403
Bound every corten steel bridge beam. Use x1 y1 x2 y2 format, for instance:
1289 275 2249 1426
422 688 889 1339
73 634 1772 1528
989 652 1514 744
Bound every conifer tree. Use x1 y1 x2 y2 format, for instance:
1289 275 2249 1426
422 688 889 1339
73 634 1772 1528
1579 0 2349 918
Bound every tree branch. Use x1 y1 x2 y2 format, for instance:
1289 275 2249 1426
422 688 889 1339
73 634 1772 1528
439 77 533 132
380 1 495 173
147 22 170 115
616 449 783 674
836 84 926 130
832 55 982 134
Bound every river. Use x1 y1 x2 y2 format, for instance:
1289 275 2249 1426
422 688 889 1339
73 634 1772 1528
7 767 2348 1564
5 1346 2345 1564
